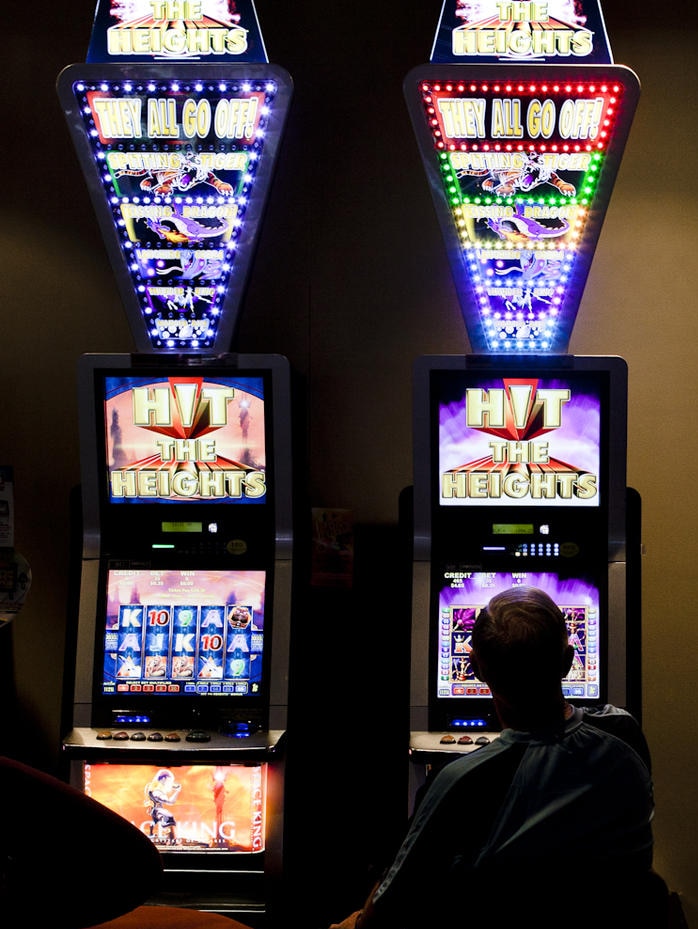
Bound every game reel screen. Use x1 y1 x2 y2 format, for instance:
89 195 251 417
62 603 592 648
434 569 602 704
99 567 267 702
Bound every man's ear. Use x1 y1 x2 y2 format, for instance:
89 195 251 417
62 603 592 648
561 644 575 678
470 651 483 682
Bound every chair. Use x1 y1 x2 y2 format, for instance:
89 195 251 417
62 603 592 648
87 907 252 928
0 756 259 929
453 863 673 929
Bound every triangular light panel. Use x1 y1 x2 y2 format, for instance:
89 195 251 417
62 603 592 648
405 2 639 353
57 1 292 353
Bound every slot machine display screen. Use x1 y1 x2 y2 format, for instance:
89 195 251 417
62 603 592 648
100 567 267 701
432 366 608 511
77 354 294 566
434 569 602 709
415 356 630 547
83 761 267 854
101 369 269 508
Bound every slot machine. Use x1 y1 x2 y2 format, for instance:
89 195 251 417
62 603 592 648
62 352 293 921
56 3 295 923
401 1 641 804
407 353 640 799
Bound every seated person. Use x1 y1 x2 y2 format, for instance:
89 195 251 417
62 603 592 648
329 587 661 929
0 754 163 928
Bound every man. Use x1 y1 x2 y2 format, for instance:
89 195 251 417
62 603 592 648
330 587 663 929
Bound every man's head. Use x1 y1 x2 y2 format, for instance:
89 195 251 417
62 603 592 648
470 586 574 705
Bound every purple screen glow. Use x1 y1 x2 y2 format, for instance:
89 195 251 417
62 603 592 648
437 570 600 702
437 374 602 508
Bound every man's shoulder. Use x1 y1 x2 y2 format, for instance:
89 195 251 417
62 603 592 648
578 704 652 770
432 734 526 791
581 703 632 720
413 735 526 821
579 703 640 733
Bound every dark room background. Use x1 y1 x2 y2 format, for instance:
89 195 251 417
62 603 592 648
3 2 697 925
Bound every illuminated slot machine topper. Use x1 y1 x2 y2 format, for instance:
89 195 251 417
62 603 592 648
413 353 628 561
403 1 639 353
57 1 292 353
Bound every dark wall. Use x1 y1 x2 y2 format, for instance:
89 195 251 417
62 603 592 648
3 2 698 925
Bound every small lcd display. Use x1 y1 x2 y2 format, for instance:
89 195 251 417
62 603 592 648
436 570 601 703
492 523 535 535
161 521 204 533
84 762 266 853
101 568 266 699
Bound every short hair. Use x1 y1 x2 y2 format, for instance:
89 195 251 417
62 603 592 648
471 587 569 694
